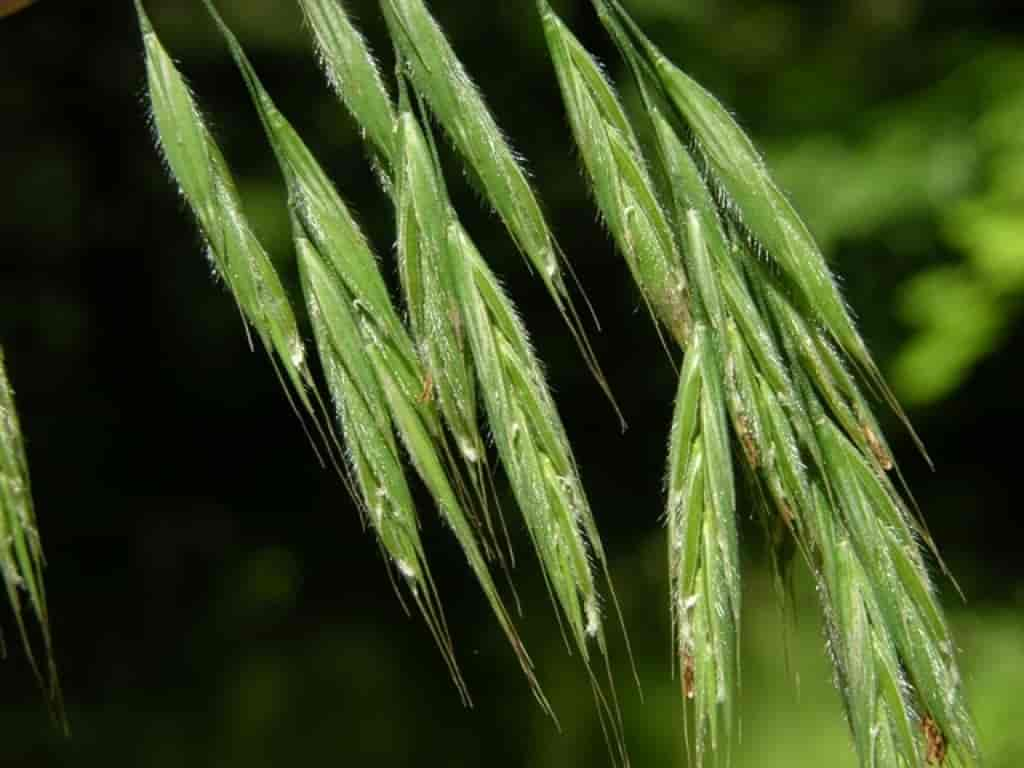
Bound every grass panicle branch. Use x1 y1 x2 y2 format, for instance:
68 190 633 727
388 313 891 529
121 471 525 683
0 349 61 722
200 0 561 714
298 1 632 753
538 0 979 764
139 0 543 710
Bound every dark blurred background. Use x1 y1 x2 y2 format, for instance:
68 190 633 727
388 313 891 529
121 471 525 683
1 0 1022 765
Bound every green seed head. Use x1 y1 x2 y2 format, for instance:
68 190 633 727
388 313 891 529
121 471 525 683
0 349 60 717
448 223 612 655
665 324 739 767
136 0 321 442
541 3 691 347
394 109 482 464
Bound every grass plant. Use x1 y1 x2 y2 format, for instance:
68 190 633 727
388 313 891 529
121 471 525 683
125 0 981 765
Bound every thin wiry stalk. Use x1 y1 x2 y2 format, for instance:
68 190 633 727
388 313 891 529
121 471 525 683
297 2 632 754
200 0 550 712
378 0 624 425
0 348 62 722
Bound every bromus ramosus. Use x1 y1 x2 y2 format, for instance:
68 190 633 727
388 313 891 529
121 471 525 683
544 0 978 764
131 0 977 764
539 2 691 351
539 5 740 761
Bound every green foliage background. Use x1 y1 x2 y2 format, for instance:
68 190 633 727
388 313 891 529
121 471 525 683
1 0 1022 764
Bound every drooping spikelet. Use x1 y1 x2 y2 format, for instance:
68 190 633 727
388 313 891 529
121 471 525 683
0 348 60 718
665 324 740 765
539 1 690 347
136 0 320 432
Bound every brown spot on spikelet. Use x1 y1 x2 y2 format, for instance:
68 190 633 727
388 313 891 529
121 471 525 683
862 421 893 471
682 652 696 700
923 714 946 766
737 412 760 468
778 499 795 529
449 305 465 350
418 371 434 404
662 281 692 348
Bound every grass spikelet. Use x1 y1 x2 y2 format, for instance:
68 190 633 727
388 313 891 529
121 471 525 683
665 324 739 767
298 0 486 474
297 0 397 166
805 483 922 768
0 349 61 720
201 0 550 710
540 8 748 761
448 222 630 761
393 105 485 472
539 0 690 348
135 0 322 441
379 0 621 419
816 421 977 765
391 101 514 562
296 228 463 687
302 1 498 550
597 0 931 461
